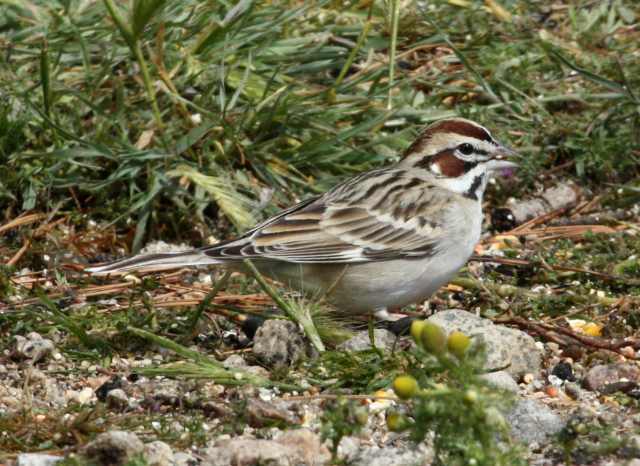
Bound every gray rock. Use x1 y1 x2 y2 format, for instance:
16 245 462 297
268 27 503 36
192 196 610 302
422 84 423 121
245 398 299 427
106 388 129 411
428 309 541 379
143 440 174 466
245 365 271 378
479 370 519 393
13 334 55 363
253 320 310 367
351 444 432 466
506 399 564 445
173 452 198 466
583 363 640 392
83 431 144 466
202 428 330 466
337 436 361 462
203 438 289 466
16 453 62 466
338 329 397 352
275 429 331 465
222 354 248 369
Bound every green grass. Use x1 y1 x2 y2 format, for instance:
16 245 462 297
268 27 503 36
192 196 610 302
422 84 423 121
1 1 640 464
2 1 638 251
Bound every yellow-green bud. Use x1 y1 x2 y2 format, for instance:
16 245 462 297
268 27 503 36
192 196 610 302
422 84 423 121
410 320 427 345
392 375 419 399
386 412 408 432
447 331 471 359
420 322 447 354
574 423 587 435
354 406 369 426
464 389 478 404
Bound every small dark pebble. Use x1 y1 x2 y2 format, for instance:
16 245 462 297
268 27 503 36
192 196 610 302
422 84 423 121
552 361 576 382
490 208 517 232
241 316 267 340
222 331 250 349
385 316 415 336
96 377 123 402
628 388 640 399
494 264 517 277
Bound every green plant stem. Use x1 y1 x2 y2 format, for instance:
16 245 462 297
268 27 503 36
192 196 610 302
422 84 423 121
368 315 383 358
387 0 399 110
102 0 163 131
128 326 302 390
129 326 217 366
334 21 371 89
185 270 231 335
133 41 164 131
243 259 325 352
102 0 135 48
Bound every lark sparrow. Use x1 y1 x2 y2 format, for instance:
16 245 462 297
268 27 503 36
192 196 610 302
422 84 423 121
86 118 518 318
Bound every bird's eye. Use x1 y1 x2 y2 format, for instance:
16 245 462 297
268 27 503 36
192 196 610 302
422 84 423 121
458 143 474 155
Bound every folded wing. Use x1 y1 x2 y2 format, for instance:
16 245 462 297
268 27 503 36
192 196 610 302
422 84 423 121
202 169 451 263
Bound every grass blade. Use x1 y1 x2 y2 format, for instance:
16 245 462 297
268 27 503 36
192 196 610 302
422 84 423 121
243 259 325 352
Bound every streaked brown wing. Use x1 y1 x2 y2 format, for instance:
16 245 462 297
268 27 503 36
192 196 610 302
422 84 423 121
203 169 450 263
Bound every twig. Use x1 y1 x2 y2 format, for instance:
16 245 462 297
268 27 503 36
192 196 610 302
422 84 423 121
7 239 31 266
495 316 639 357
0 213 47 235
507 206 572 234
469 254 640 286
283 393 396 401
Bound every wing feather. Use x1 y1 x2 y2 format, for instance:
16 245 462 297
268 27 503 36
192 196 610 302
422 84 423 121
201 169 452 263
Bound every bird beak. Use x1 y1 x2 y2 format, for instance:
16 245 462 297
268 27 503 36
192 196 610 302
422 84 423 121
487 145 520 172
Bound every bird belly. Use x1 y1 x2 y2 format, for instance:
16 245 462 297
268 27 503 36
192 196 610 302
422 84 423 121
325 253 469 313
253 253 469 315
251 200 481 315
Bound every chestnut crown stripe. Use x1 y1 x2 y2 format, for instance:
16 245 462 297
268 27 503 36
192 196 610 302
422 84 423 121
402 119 497 159
427 119 495 143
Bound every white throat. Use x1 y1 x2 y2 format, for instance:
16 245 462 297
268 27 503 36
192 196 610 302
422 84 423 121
436 165 488 200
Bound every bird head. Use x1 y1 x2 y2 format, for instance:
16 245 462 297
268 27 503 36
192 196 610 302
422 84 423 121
399 118 519 200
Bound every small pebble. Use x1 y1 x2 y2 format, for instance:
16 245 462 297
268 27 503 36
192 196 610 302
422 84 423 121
548 374 564 387
621 346 636 359
564 382 582 400
551 361 575 382
546 342 560 353
106 389 129 411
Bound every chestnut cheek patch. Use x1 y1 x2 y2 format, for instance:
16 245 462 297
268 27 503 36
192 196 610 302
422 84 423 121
430 151 466 177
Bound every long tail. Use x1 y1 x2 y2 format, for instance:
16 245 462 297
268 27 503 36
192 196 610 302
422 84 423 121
85 249 224 276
